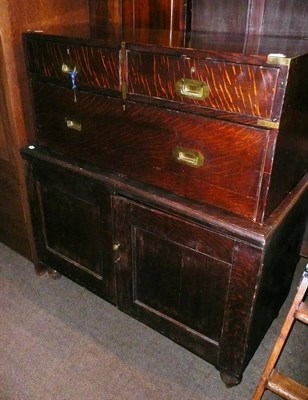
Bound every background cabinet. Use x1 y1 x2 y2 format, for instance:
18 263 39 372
0 0 89 261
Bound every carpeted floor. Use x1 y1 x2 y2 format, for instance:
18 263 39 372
0 242 307 400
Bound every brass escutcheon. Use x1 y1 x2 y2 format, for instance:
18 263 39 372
112 243 120 251
62 62 79 75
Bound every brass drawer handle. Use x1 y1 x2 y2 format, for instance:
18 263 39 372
65 118 82 132
175 79 210 100
173 146 204 168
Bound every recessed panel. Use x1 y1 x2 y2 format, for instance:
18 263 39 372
133 227 231 341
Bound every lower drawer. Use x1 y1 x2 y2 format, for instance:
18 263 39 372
33 82 270 220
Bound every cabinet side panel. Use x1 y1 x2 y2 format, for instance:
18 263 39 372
264 56 308 220
219 243 263 377
301 220 308 257
245 188 308 367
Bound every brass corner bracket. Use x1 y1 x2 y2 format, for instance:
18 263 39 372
266 54 291 66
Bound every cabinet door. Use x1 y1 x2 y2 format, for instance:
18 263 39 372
113 196 234 364
28 160 116 303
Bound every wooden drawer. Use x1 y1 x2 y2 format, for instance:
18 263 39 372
127 50 280 118
26 36 120 93
33 82 270 220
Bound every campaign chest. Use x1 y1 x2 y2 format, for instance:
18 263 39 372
22 0 308 386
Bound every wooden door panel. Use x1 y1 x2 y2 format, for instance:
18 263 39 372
29 161 116 302
39 184 103 277
114 196 233 353
133 227 231 341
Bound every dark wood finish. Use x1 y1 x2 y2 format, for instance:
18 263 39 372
24 30 307 225
89 0 187 40
26 37 121 94
31 82 271 220
27 159 116 302
89 0 122 40
22 149 308 385
263 55 308 220
20 0 308 387
21 147 308 247
89 0 308 42
191 0 249 34
301 222 308 257
262 0 308 37
127 49 280 118
0 0 90 260
113 196 231 366
122 0 186 32
0 37 31 258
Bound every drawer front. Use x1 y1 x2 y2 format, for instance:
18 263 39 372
26 38 120 92
33 82 270 220
127 51 280 118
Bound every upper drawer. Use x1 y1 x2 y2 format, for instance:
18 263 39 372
127 51 280 119
32 82 270 221
25 37 120 93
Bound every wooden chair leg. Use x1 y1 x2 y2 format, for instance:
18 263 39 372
252 263 308 400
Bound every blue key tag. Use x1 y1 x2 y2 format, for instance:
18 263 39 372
69 69 78 103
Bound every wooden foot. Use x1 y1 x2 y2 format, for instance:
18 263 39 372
34 261 48 276
220 371 242 387
47 268 61 279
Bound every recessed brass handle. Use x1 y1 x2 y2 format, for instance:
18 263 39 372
65 118 82 132
62 62 79 75
173 146 204 168
175 78 210 100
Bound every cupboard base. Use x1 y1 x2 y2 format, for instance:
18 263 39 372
22 148 308 385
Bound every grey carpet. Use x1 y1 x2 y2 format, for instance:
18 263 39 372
0 242 307 400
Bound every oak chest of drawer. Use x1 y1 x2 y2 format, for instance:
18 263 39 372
22 4 308 388
24 32 307 225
